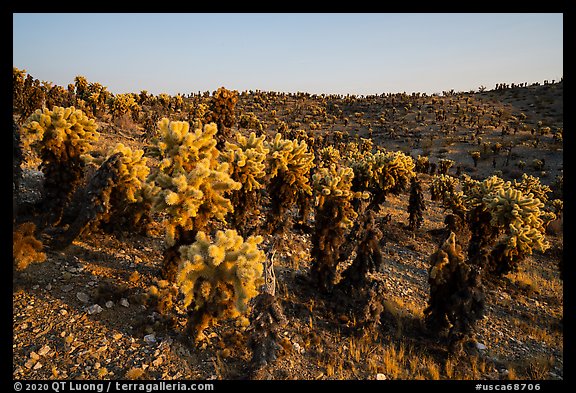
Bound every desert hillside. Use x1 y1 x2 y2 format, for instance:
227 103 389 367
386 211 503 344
13 72 563 382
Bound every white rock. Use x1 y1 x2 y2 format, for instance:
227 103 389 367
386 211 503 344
293 342 302 353
38 345 51 356
105 301 114 309
76 292 90 303
475 342 487 350
87 304 104 315
144 334 157 344
24 359 36 369
376 373 387 380
120 298 130 307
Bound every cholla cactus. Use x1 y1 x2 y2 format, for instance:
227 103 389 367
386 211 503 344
206 87 239 147
177 229 265 341
238 112 263 132
148 119 241 246
222 132 269 234
430 174 467 219
469 151 481 168
310 164 368 292
437 159 455 175
317 145 342 167
464 175 551 275
50 141 152 249
464 175 506 210
415 155 430 174
109 93 140 121
148 119 240 281
352 149 415 208
264 133 315 234
13 222 47 271
407 176 426 231
424 232 484 354
223 132 268 193
512 173 551 204
66 143 153 235
312 164 367 228
20 106 99 226
485 187 550 274
347 148 413 207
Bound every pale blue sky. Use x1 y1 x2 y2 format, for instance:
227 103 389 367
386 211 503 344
13 13 563 96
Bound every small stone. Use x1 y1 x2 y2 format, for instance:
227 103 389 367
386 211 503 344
376 373 387 380
24 359 36 369
152 356 163 367
129 271 141 283
38 345 51 356
112 333 123 341
33 362 43 370
61 284 74 292
59 309 68 316
144 334 156 344
46 284 52 291
120 298 130 307
33 285 39 290
76 292 90 303
293 342 302 353
105 301 114 309
87 304 104 315
476 342 487 350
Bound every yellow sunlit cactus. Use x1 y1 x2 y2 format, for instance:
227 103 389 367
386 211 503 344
430 174 467 218
222 132 270 234
346 148 415 209
265 133 315 191
148 119 241 246
177 229 265 341
312 164 368 228
223 131 269 193
264 133 315 234
20 106 99 225
21 106 99 158
464 175 552 275
310 164 368 292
